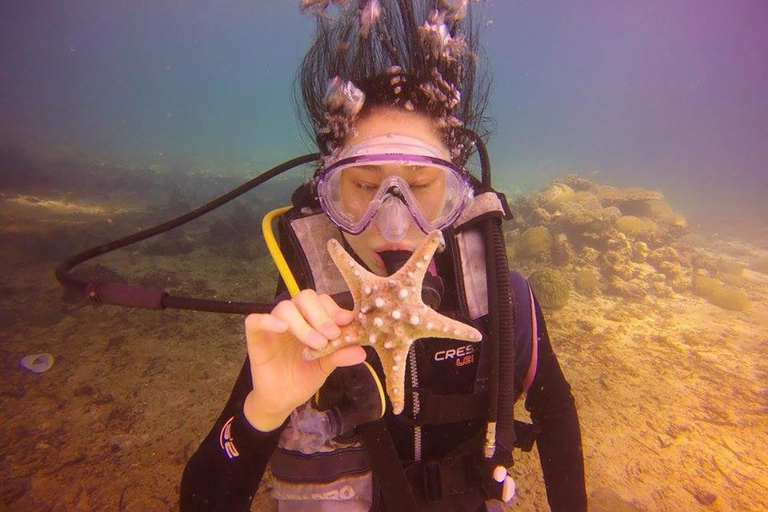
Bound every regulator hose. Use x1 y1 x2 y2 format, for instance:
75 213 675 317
464 127 517 461
55 153 319 314
488 218 517 456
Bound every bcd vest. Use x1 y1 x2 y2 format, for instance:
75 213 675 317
268 192 533 511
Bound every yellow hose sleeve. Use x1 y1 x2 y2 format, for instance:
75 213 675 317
261 206 300 297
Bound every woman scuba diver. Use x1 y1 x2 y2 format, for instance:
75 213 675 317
180 1 587 510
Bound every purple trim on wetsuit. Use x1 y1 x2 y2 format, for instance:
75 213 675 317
509 271 537 393
523 285 539 393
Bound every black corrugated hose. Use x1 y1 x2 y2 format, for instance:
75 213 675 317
466 124 517 463
54 153 319 314
487 217 517 455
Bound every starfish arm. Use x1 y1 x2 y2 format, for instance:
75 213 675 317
373 343 412 415
409 307 482 343
391 230 444 286
327 238 375 305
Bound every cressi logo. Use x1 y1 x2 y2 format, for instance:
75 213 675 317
434 344 476 367
219 416 240 459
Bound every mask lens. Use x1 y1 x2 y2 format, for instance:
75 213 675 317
319 155 469 234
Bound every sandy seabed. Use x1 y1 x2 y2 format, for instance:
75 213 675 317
1 189 766 512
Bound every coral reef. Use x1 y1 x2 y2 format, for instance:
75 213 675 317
505 243 516 263
600 232 634 281
633 242 649 263
552 233 575 267
647 246 693 292
614 215 658 239
593 184 664 205
498 174 756 310
532 182 576 212
558 173 595 192
626 199 687 228
647 273 673 297
579 247 600 266
557 196 621 235
528 268 571 310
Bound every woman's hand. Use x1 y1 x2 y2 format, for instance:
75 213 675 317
242 289 366 432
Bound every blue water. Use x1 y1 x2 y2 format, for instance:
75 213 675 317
1 0 766 231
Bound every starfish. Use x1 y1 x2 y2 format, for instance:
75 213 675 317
303 230 482 414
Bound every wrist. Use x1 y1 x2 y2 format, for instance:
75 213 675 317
243 391 290 432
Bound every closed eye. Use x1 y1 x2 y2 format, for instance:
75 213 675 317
354 181 379 191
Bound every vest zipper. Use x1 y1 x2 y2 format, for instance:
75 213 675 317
409 347 422 461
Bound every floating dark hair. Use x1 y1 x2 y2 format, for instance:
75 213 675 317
295 0 492 166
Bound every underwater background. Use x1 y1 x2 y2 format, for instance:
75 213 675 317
2 0 766 228
1 1 766 511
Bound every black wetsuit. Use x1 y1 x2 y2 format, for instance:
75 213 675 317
181 262 587 511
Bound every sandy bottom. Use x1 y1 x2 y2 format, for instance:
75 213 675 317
1 192 766 511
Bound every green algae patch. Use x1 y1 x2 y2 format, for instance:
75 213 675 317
693 275 751 311
528 268 571 310
574 270 599 297
518 226 552 259
719 273 748 288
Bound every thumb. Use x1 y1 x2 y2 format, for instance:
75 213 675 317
317 345 367 376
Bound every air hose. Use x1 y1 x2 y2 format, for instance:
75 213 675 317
463 127 517 462
55 153 318 314
487 218 516 456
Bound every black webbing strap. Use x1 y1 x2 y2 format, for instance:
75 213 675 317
403 432 491 503
358 419 418 512
513 420 539 452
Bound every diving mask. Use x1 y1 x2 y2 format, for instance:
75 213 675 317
317 134 473 241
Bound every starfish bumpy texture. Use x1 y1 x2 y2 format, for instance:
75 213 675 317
303 230 482 414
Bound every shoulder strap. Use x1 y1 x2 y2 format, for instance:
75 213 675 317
447 191 511 320
278 207 347 295
358 420 418 512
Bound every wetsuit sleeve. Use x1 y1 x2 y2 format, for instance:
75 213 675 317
180 357 286 512
524 298 588 512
